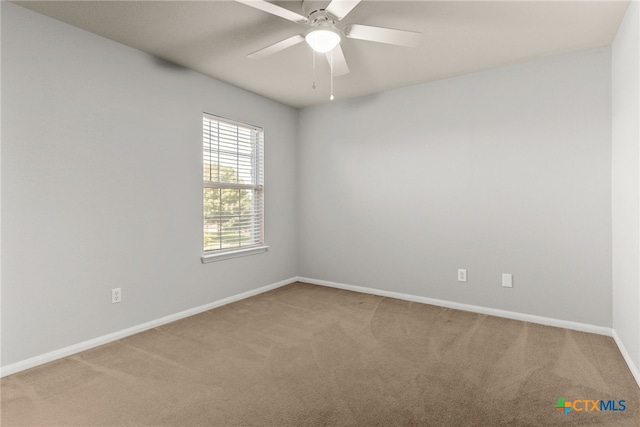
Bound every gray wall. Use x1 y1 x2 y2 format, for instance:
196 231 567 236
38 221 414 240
612 0 640 376
298 47 613 327
1 2 298 366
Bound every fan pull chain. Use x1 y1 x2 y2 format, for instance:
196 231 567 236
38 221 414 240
312 51 316 89
330 50 335 101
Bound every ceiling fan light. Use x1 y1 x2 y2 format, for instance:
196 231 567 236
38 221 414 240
305 30 340 53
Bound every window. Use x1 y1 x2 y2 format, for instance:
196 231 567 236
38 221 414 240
202 114 265 262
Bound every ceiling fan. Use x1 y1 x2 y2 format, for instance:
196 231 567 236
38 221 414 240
236 0 422 79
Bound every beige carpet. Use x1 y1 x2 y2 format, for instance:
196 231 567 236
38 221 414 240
2 282 639 426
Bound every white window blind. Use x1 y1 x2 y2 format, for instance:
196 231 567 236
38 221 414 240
203 114 264 254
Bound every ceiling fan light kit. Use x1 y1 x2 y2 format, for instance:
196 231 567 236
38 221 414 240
305 29 341 53
237 0 422 100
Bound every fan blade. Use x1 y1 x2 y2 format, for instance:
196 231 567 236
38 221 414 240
325 0 361 20
235 0 307 23
325 45 349 76
247 34 305 59
344 24 421 47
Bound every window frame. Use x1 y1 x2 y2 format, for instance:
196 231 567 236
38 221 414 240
201 113 268 263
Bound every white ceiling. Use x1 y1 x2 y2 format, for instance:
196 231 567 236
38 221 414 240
14 0 629 108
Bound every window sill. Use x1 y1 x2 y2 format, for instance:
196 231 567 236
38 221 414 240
201 246 269 263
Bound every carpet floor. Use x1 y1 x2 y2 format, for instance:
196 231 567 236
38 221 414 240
2 282 639 426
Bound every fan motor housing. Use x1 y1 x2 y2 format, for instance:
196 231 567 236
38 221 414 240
302 0 335 21
308 10 336 28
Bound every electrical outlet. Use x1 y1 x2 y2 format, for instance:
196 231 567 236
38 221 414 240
458 269 467 282
112 288 122 304
502 274 513 288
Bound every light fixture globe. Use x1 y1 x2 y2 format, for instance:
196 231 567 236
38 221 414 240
305 29 340 53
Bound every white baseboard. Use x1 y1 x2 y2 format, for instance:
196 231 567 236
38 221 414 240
612 329 640 389
0 277 297 378
297 277 612 336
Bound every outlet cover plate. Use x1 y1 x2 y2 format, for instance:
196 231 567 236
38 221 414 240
112 288 122 304
502 274 513 288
